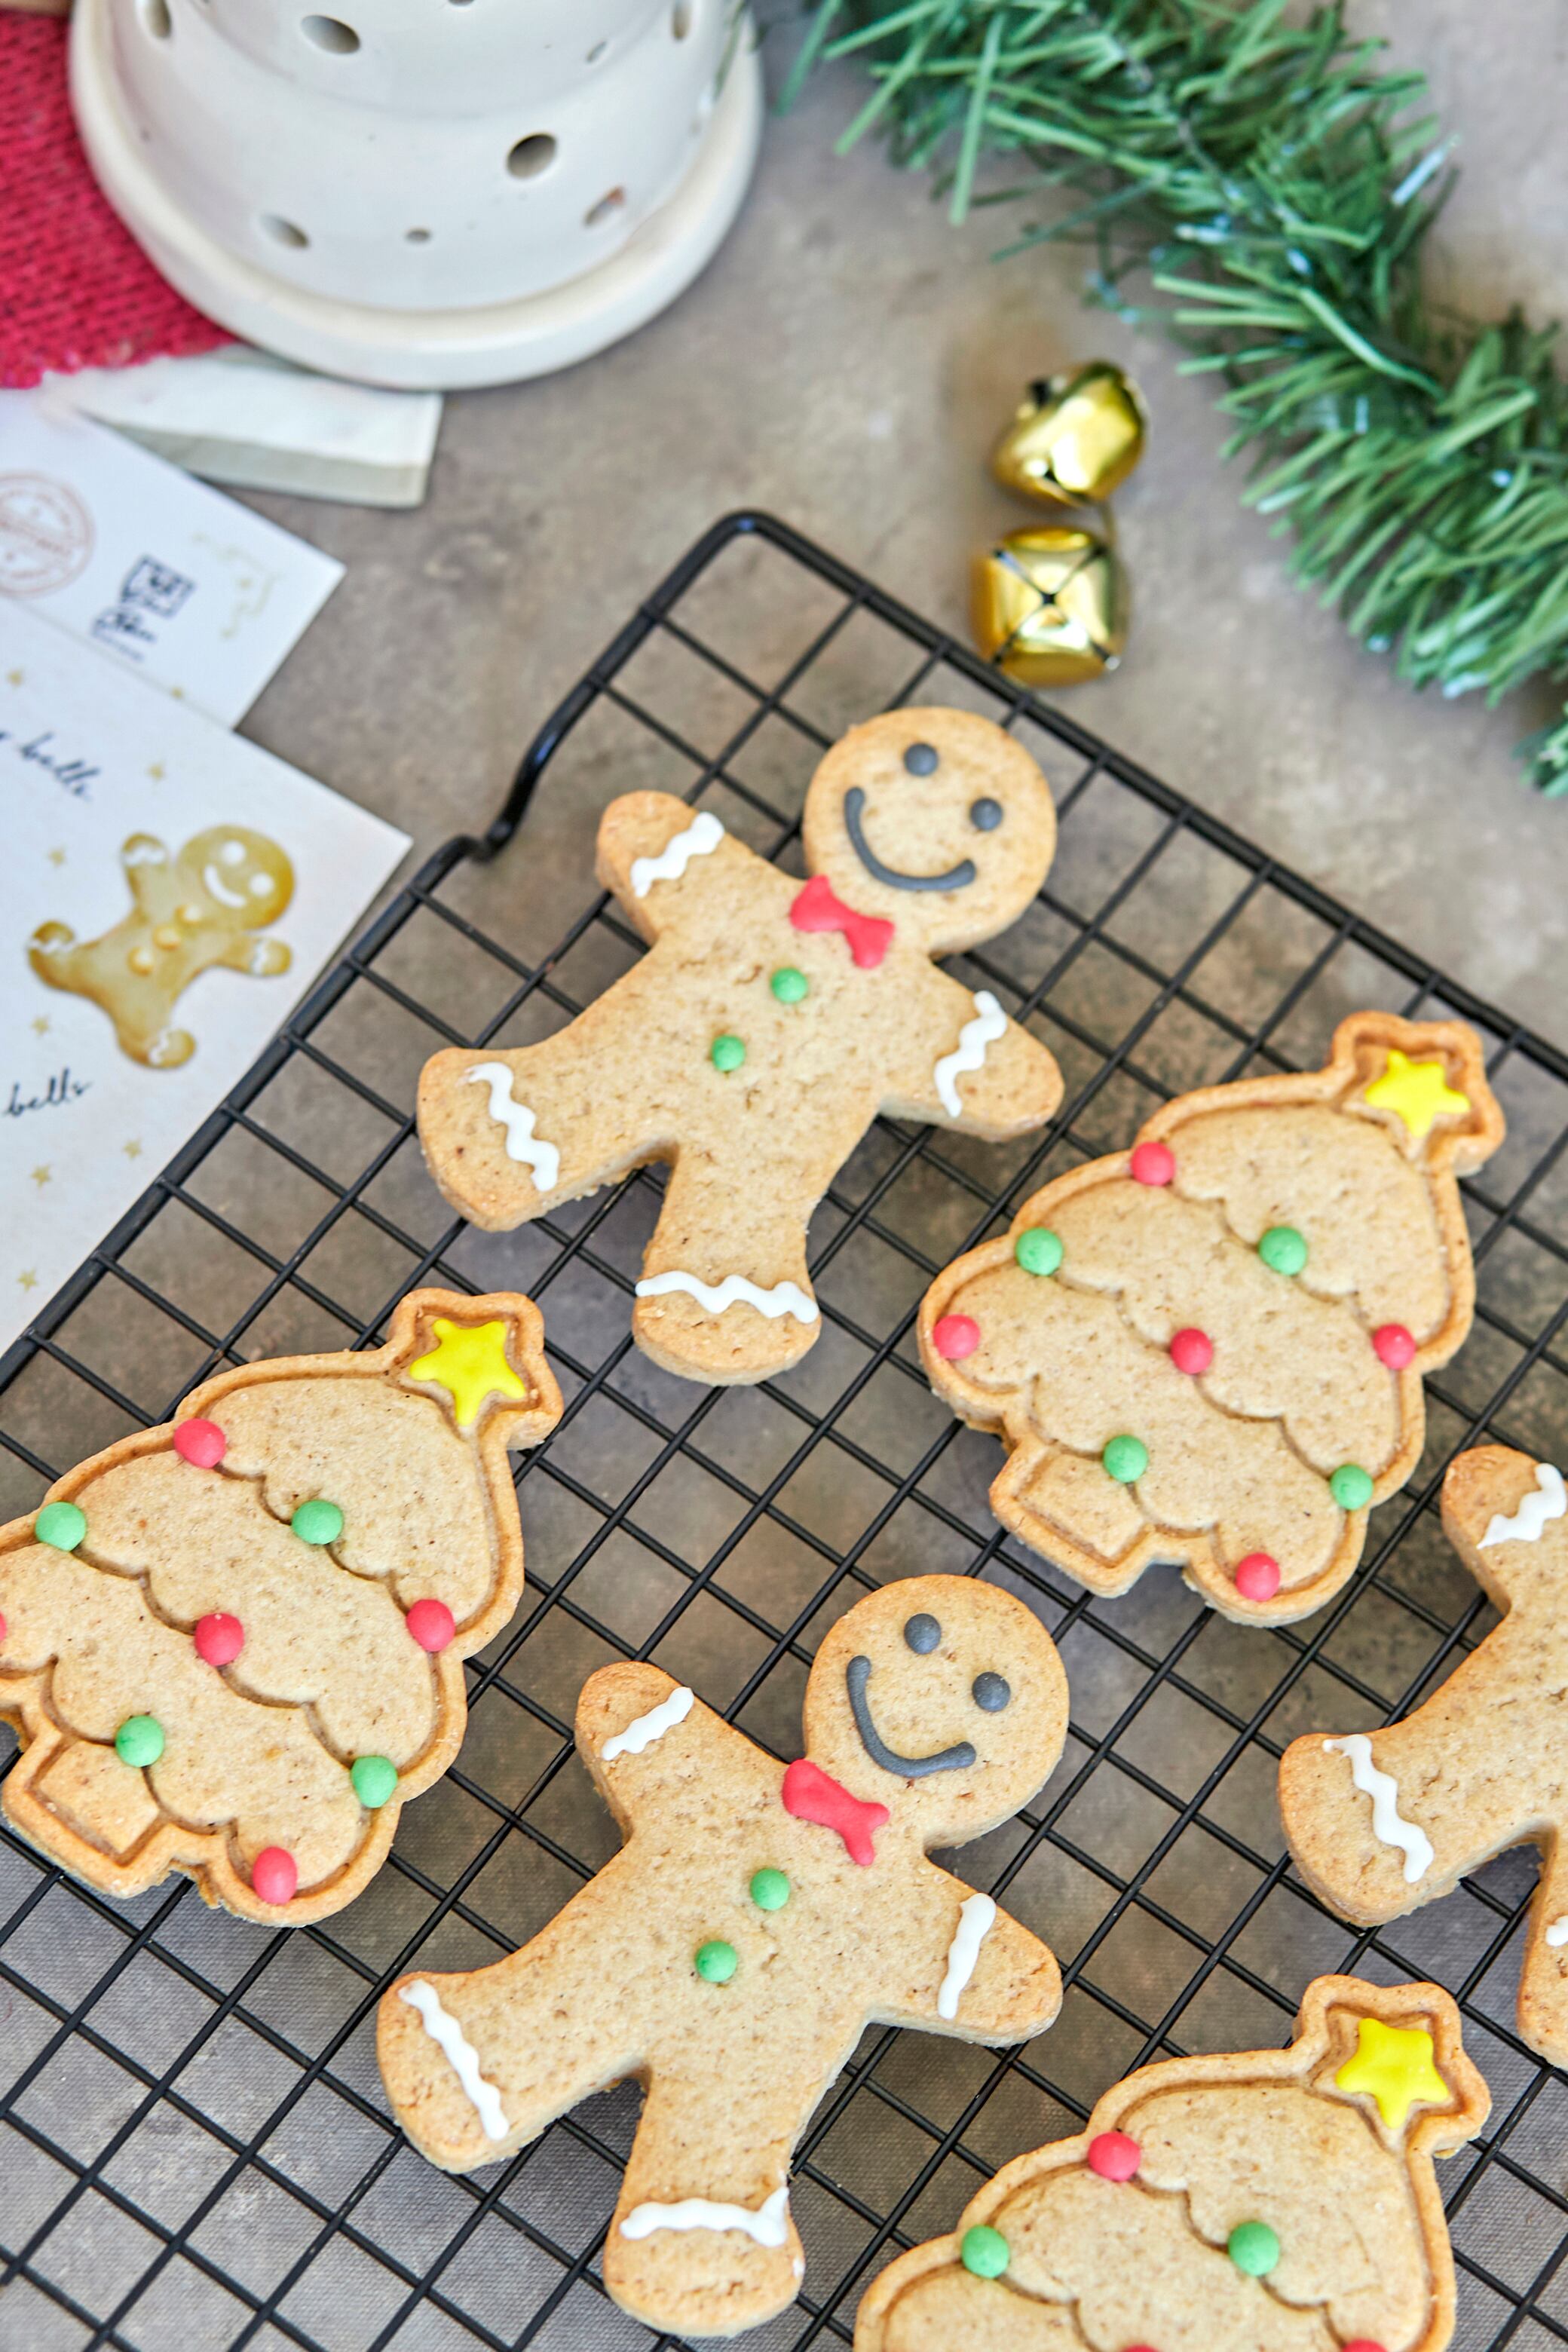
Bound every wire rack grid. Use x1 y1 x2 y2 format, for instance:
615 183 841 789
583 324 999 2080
2 510 1567 2352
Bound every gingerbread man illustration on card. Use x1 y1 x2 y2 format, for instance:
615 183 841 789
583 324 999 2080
1282 1444 1568 2068
417 709 1063 1383
378 1576 1067 2338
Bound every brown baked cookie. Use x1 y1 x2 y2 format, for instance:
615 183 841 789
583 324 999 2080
918 1013 1503 1624
417 709 1062 1384
378 1574 1067 2339
856 1973 1490 2352
1281 1444 1568 2067
0 1290 561 1923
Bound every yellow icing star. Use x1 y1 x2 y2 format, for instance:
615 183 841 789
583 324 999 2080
1364 1050 1470 1141
409 1317 529 1430
1334 2016 1449 2130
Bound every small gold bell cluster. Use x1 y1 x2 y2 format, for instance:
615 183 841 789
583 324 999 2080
972 361 1146 688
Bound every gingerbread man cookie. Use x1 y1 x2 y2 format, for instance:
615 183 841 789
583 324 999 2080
378 1575 1068 2338
856 1972 1489 2352
919 1014 1503 1624
418 709 1063 1383
1282 1444 1568 2068
29 825 294 1067
0 1290 561 1924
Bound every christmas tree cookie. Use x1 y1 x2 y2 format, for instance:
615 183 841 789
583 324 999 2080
1282 1444 1568 2067
918 1014 1503 1623
856 1973 1490 2352
378 1576 1068 2338
0 1290 562 1924
418 708 1063 1384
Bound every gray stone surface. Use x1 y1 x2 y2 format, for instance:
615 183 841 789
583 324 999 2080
243 2 1567 1045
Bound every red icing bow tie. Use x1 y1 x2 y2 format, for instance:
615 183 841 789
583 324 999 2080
790 875 894 971
782 1757 889 1866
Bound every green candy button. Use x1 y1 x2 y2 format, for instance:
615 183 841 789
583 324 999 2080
1015 1227 1064 1277
1103 1434 1148 1484
1330 1463 1374 1511
115 1714 164 1769
696 1939 738 1983
770 967 809 1005
35 1501 87 1551
960 2225 1009 2280
351 1754 398 1809
1257 1224 1308 1277
1227 2220 1280 2277
710 1034 746 1073
750 1867 790 1912
291 1499 344 1546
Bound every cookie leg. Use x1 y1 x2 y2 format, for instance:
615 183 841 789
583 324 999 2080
1520 1840 1568 2067
633 1159 819 1385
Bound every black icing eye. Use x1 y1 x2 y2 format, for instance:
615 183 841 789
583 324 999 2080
972 1672 1011 1712
969 797 1003 831
903 742 939 776
904 1612 942 1654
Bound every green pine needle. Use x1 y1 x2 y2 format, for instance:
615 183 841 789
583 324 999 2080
792 0 1568 792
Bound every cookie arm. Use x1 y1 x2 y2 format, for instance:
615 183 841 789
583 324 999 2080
579 1663 764 1830
886 966 1061 1141
596 792 755 942
889 1872 1061 2043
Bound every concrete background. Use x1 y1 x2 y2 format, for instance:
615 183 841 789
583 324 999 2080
243 1 1568 1045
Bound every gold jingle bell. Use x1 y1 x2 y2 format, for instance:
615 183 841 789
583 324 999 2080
990 362 1147 508
971 525 1127 687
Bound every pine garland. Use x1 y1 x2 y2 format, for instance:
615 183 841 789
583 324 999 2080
789 0 1568 792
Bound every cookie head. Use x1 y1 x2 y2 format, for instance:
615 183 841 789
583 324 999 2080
803 1574 1067 1845
801 709 1055 955
175 828 294 929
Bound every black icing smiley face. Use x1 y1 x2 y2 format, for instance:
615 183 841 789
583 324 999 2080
801 708 1057 958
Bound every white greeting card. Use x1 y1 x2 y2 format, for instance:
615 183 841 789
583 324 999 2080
0 393 343 723
1 602 409 1355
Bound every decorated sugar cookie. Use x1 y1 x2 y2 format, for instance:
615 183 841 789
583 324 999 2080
918 1014 1503 1624
0 1291 561 1923
1282 1444 1568 2066
417 708 1063 1383
377 1575 1068 2338
855 1972 1490 2352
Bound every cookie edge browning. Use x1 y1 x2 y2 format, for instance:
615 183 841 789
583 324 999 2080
0 1287 562 1926
853 1973 1490 2352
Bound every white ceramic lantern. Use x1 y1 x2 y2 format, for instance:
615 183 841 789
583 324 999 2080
69 0 764 388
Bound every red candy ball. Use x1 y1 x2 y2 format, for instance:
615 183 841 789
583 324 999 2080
406 1597 456 1654
173 1417 226 1468
1086 2130 1141 2182
1129 1141 1174 1187
933 1314 981 1362
194 1612 244 1667
1168 1328 1212 1377
1373 1324 1416 1370
1343 2343 1389 2352
251 1847 297 1906
1234 1552 1282 1602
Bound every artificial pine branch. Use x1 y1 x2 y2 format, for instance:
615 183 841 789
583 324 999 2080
791 0 1568 792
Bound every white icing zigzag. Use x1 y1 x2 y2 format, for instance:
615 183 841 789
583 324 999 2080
400 1980 509 2142
1325 1734 1434 1883
629 810 724 899
933 991 1008 1120
1479 1462 1566 1550
602 1683 694 1762
466 1063 561 1191
1545 1917 1568 1949
635 1270 819 1324
936 1891 997 2020
621 2187 791 2246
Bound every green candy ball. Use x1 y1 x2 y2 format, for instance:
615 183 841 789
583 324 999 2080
1227 2220 1280 2277
351 1754 398 1809
1330 1463 1374 1511
1102 1434 1148 1484
695 1939 738 1984
710 1034 746 1073
750 1867 790 1912
1257 1224 1308 1277
291 1498 344 1546
35 1500 87 1552
770 968 809 1005
960 2225 1010 2280
115 1714 164 1769
1015 1227 1063 1278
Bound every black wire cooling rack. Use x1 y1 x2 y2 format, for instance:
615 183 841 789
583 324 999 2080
3 510 1568 2352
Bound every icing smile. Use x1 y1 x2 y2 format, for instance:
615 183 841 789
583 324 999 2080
846 1655 976 1778
843 789 976 894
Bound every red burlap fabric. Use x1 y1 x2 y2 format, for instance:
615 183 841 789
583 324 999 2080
0 17 227 387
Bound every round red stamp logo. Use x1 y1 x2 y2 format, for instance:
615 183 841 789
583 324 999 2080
0 473 95 596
